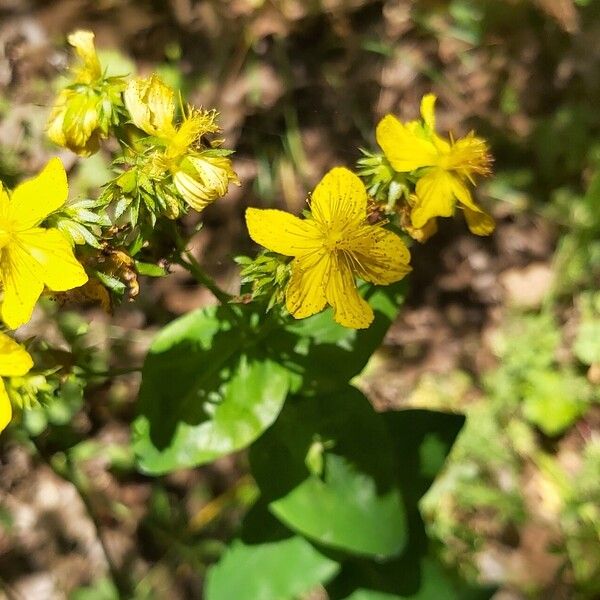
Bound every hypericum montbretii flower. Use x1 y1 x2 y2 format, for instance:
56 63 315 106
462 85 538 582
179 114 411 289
124 74 239 212
376 94 494 235
47 30 125 156
246 167 411 329
0 332 33 432
0 158 88 328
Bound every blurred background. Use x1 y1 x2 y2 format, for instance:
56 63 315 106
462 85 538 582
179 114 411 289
0 0 599 598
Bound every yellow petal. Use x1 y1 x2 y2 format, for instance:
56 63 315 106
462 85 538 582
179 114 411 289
310 167 367 228
420 94 437 131
173 170 212 211
0 331 33 377
463 206 495 236
0 243 44 329
124 75 176 137
0 379 12 433
46 92 69 146
411 168 456 228
17 229 88 291
1 229 87 329
325 255 373 329
10 158 68 230
376 114 439 172
68 30 101 83
348 225 412 285
450 177 496 234
286 252 330 319
245 208 322 257
62 93 102 156
188 156 231 198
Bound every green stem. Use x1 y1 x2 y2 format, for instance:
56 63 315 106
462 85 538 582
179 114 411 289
178 251 233 306
81 366 142 378
31 439 133 598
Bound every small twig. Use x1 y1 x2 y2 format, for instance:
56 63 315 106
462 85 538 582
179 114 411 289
30 438 132 598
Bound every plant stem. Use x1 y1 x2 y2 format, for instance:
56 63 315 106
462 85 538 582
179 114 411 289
178 251 233 306
31 438 132 597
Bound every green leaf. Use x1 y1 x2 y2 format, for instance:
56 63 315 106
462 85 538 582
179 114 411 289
132 306 289 474
250 387 408 558
325 410 491 600
274 282 406 394
205 536 339 600
332 555 493 600
135 260 168 277
383 410 466 510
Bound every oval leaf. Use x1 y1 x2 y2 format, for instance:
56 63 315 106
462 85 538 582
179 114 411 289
250 387 408 558
133 306 289 474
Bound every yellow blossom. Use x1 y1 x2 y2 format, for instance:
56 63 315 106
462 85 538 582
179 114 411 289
123 74 177 138
124 75 239 211
0 332 33 432
246 167 411 329
172 153 239 211
376 94 494 235
47 30 122 156
0 158 88 329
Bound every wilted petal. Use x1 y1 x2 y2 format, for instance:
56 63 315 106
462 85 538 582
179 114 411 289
68 30 101 83
124 75 176 137
173 170 212 212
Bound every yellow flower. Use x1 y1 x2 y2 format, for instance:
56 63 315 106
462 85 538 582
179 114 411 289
47 90 104 156
47 30 122 156
0 332 33 432
376 94 494 235
246 167 411 329
173 153 240 212
124 74 177 138
0 158 88 329
124 75 239 211
67 30 102 84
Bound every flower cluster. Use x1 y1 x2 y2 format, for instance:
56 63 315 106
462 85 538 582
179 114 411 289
46 31 239 299
2 27 496 436
242 95 493 328
101 74 239 227
360 94 493 241
0 29 243 434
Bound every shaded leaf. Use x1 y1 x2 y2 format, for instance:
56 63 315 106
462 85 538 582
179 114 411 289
250 387 407 558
